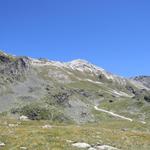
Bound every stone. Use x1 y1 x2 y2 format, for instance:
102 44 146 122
42 125 52 129
20 147 27 150
66 140 73 143
88 148 97 150
95 145 119 150
0 142 5 147
72 142 91 148
8 124 18 127
19 115 29 121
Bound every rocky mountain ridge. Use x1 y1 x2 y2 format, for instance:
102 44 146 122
133 76 150 88
0 51 150 123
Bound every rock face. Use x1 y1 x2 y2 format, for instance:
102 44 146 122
133 76 150 88
0 51 150 123
0 52 30 85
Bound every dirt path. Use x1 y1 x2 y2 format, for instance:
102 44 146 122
94 106 146 124
94 106 133 122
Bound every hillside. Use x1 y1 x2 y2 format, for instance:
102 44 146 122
133 76 150 88
0 51 150 124
0 51 150 150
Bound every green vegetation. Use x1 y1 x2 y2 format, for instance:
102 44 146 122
11 103 70 123
0 117 150 150
97 97 150 121
0 51 150 149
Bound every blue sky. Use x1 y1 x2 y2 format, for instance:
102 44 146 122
0 0 150 77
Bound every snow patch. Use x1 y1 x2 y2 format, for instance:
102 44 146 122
84 79 103 84
110 90 132 97
104 89 132 98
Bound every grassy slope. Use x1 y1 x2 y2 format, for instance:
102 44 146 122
99 97 150 122
0 117 150 150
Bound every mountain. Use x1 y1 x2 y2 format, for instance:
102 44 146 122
0 51 150 124
133 76 150 88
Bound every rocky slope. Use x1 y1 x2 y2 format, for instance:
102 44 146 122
133 76 150 88
0 51 150 123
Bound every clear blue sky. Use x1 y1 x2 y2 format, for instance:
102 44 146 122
0 0 150 77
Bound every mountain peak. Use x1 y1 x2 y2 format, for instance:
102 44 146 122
69 59 90 64
66 59 103 73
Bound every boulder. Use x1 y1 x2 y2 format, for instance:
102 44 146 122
95 145 119 150
0 142 5 147
42 125 52 129
72 142 91 148
19 115 29 121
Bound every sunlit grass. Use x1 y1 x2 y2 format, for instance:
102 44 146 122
0 117 150 150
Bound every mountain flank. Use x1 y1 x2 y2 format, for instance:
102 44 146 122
0 51 150 124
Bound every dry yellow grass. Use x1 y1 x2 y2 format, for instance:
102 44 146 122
0 117 150 150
